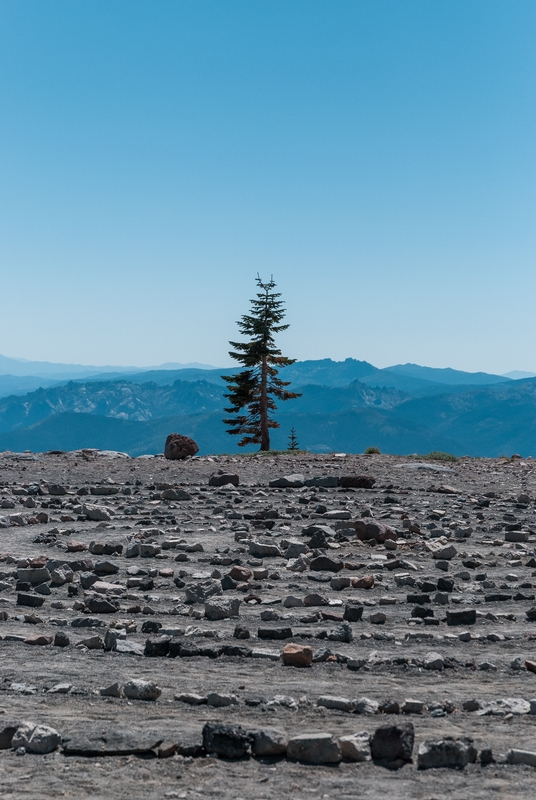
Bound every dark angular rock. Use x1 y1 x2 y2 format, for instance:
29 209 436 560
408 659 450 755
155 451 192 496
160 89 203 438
411 606 434 619
48 484 67 496
223 644 251 657
178 643 202 658
480 747 495 765
198 645 224 659
71 617 106 628
0 723 20 749
68 559 94 572
446 609 476 626
343 604 364 622
258 627 293 640
310 556 343 573
141 620 162 634
221 574 237 590
305 476 339 488
202 722 253 759
233 625 251 640
437 577 454 592
85 595 120 614
407 594 431 605
339 475 376 489
54 631 70 647
93 560 119 575
370 723 414 765
209 472 239 487
144 636 171 657
80 572 99 590
379 699 401 714
17 593 44 608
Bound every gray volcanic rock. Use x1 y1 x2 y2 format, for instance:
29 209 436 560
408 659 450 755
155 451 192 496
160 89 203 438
417 737 477 769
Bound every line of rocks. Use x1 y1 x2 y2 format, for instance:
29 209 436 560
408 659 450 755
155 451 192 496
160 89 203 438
2 716 536 771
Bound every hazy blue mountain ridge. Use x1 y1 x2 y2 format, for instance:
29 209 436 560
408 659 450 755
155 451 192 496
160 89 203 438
0 356 535 458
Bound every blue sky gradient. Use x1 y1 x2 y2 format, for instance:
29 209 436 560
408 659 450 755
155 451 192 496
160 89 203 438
0 1 534 372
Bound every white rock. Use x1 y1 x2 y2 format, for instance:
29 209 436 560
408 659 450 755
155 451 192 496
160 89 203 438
12 722 61 754
122 679 161 701
339 731 371 761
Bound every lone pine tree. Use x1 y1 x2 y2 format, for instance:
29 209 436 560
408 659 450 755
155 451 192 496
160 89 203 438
287 427 300 451
222 275 301 451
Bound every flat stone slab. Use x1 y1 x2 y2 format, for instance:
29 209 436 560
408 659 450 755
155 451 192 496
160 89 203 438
63 730 163 756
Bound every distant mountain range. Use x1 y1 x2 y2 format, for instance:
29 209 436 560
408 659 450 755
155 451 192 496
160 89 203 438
0 355 535 457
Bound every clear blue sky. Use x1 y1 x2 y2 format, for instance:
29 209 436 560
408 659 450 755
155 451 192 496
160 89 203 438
0 0 534 373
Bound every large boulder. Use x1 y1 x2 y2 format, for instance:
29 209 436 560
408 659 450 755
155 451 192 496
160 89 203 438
164 434 199 460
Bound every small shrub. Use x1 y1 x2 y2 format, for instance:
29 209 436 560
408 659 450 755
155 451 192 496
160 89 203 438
423 451 458 462
364 446 381 455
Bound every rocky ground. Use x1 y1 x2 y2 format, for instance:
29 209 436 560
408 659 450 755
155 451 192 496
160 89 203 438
1 448 536 798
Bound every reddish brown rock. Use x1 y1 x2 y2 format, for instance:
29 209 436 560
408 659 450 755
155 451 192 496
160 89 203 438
229 566 252 582
28 555 47 568
282 643 313 667
66 540 88 552
158 568 174 578
164 434 199 460
351 519 397 544
352 575 375 589
24 635 53 646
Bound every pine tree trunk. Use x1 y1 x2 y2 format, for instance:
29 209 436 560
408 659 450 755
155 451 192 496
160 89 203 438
260 354 270 450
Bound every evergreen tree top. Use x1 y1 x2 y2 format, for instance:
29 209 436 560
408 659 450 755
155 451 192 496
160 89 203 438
228 275 297 369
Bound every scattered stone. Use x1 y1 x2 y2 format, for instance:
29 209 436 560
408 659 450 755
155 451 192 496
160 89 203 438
402 699 424 714
12 722 61 754
287 732 342 764
122 680 161 701
63 731 163 756
423 652 444 671
204 598 240 620
417 737 477 769
507 749 536 767
317 695 353 713
339 731 371 761
354 697 379 715
209 472 239 487
252 728 288 756
206 692 239 707
446 609 476 626
202 722 252 759
100 683 122 698
269 474 305 488
282 643 313 667
339 475 376 489
370 723 414 766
